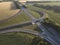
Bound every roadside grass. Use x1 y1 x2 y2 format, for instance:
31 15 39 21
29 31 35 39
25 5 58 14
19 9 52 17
15 24 42 32
0 12 31 27
19 24 37 30
0 2 20 21
28 10 41 19
0 32 35 45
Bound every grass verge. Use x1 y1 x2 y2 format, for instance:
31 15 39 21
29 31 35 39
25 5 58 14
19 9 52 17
28 10 41 19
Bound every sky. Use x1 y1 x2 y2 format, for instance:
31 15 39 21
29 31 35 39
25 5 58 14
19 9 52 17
27 0 60 1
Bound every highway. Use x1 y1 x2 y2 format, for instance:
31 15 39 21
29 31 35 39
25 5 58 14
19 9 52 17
32 9 60 43
27 7 60 45
36 22 60 45
0 1 60 45
30 9 60 40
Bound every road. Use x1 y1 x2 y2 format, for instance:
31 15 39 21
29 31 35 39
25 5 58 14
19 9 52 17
36 22 60 45
32 8 60 43
0 21 32 30
30 9 60 40
27 6 60 45
0 2 60 45
0 29 40 36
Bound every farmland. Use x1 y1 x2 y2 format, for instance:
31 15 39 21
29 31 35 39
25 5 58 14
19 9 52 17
0 2 19 21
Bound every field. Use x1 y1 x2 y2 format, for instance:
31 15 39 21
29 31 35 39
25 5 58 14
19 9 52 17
0 32 51 45
0 12 31 27
0 2 19 21
0 32 35 45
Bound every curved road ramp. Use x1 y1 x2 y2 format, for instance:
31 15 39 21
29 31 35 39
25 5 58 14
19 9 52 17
0 1 60 45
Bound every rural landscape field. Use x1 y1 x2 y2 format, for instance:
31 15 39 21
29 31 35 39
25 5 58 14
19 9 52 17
0 2 20 20
0 0 60 45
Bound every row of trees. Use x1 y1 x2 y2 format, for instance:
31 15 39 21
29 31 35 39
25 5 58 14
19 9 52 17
33 4 60 13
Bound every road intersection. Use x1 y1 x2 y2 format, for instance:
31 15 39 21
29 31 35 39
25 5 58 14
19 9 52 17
20 2 60 45
0 1 60 45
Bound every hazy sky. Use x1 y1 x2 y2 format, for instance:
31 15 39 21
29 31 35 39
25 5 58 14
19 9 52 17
27 0 60 1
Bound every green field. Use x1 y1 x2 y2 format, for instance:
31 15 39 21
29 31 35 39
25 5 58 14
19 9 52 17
0 32 51 45
0 12 31 27
0 32 35 45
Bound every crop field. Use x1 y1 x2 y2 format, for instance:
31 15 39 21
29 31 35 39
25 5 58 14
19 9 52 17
0 2 19 21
